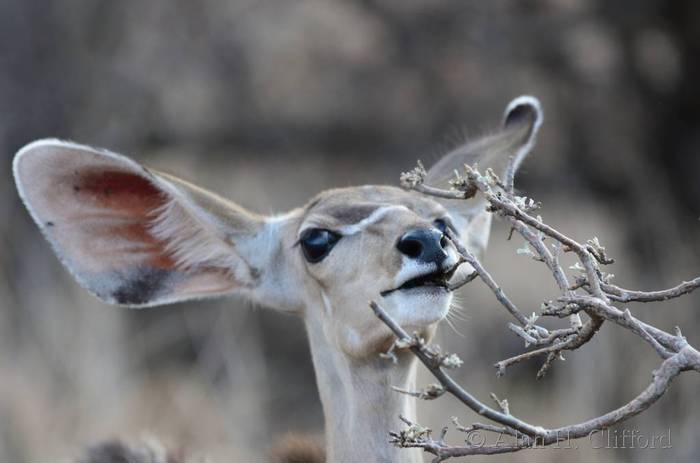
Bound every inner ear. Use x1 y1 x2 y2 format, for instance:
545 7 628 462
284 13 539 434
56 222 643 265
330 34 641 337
76 169 162 211
71 169 176 269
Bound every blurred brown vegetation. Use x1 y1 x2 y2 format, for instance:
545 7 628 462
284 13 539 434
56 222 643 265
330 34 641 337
1 1 699 462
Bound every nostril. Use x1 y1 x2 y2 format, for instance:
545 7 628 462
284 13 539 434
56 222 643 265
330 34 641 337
397 237 423 258
397 228 448 263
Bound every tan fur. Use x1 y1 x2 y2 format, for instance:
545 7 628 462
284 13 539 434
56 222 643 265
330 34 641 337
76 436 325 463
15 97 542 463
269 434 326 463
76 438 183 463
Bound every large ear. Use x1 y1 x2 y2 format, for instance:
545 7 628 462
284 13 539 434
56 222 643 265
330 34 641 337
13 139 281 308
426 96 543 255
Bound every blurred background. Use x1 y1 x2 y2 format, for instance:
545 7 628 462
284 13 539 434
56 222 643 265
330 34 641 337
1 1 699 462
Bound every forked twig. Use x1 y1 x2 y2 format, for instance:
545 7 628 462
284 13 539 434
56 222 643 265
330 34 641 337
372 162 700 460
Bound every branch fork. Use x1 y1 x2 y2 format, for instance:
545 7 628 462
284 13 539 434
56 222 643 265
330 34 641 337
372 162 700 460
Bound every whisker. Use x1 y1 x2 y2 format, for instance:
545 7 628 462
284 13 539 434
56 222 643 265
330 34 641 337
448 310 470 322
443 314 466 338
448 296 471 322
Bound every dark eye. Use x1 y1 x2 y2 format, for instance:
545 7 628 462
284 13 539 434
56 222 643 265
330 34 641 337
299 228 341 263
434 218 448 234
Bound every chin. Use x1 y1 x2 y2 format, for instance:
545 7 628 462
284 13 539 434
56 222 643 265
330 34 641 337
383 286 452 328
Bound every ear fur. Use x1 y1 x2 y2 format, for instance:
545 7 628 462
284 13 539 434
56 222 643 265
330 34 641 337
426 95 542 189
13 139 268 307
426 96 543 256
501 95 543 191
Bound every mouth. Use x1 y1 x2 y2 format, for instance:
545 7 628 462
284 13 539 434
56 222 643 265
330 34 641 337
381 264 459 297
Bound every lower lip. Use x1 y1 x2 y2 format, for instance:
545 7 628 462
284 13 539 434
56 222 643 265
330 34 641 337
400 285 449 294
380 284 451 297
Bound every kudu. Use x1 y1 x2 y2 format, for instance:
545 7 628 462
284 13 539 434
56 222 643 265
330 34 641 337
13 96 542 463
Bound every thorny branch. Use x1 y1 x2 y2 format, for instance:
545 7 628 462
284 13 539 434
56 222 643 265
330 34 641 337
370 161 700 461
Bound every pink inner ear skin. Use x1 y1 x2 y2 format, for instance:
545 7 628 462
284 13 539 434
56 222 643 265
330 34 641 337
75 169 177 270
77 170 162 209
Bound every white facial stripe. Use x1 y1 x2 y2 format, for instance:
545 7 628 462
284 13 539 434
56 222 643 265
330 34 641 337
336 205 410 236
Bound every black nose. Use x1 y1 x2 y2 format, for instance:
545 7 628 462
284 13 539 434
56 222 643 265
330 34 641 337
396 228 449 265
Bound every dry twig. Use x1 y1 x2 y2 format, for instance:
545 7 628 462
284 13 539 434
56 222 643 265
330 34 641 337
370 162 700 461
